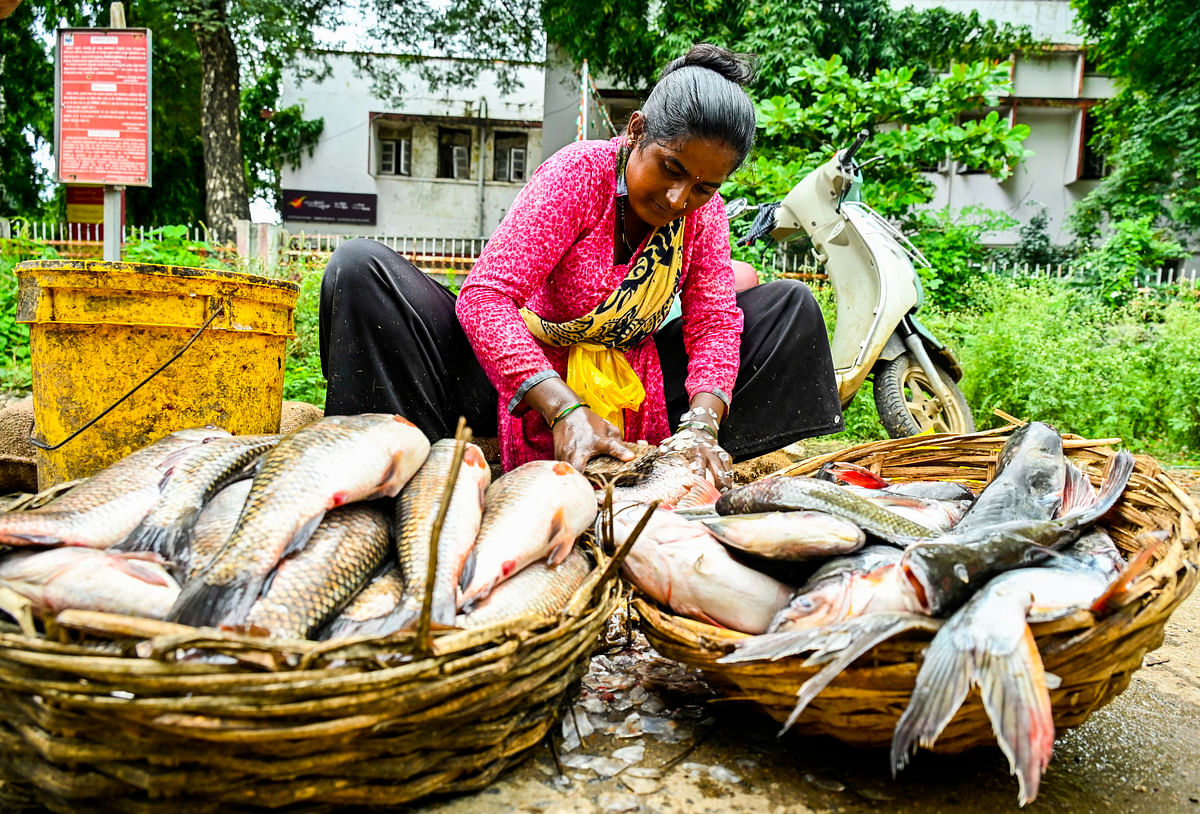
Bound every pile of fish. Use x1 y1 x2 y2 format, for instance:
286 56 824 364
0 415 600 641
611 423 1143 805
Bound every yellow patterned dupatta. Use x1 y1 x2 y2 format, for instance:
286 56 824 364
521 148 685 434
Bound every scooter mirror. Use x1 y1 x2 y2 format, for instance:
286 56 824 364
724 198 749 219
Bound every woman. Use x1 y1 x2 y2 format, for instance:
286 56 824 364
320 44 842 488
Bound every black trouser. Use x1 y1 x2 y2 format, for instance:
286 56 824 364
319 239 843 462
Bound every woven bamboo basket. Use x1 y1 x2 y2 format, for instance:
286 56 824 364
0 532 624 813
635 425 1200 751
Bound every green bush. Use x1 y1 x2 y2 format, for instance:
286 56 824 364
907 206 1016 310
280 255 327 408
951 276 1200 461
122 225 233 270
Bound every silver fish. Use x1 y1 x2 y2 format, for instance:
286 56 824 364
702 511 865 560
606 451 722 510
318 564 408 640
184 479 252 581
615 505 794 634
116 434 280 562
890 529 1141 807
459 460 596 609
456 548 591 629
395 439 491 627
716 477 938 543
0 547 180 618
168 414 430 627
898 449 1135 615
244 504 391 639
0 427 230 548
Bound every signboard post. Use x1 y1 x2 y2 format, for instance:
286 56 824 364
55 4 151 261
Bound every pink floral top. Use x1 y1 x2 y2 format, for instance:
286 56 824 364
456 137 744 470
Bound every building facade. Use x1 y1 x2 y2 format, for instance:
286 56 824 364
278 53 544 237
896 0 1116 245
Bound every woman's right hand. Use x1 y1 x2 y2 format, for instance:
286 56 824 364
552 405 633 472
526 377 633 472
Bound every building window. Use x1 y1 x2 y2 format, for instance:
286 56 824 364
378 126 411 176
438 128 472 179
1080 110 1110 180
494 132 528 182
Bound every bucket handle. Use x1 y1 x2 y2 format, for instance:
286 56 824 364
29 302 226 452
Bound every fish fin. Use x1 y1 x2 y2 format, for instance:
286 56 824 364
320 605 418 640
458 549 477 595
107 556 175 588
1043 671 1062 690
156 446 199 479
820 461 889 489
718 631 826 664
676 479 722 510
112 521 165 554
1057 463 1098 517
975 625 1055 806
282 513 325 561
1064 450 1135 527
545 508 574 566
1089 532 1167 613
778 613 941 738
890 622 975 775
167 576 262 627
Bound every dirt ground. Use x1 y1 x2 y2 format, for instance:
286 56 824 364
420 461 1200 814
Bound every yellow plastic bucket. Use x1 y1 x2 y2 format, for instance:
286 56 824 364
15 260 300 488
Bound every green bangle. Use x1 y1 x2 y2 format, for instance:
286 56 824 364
676 420 718 440
549 402 587 430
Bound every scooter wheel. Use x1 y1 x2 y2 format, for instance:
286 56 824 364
874 354 976 438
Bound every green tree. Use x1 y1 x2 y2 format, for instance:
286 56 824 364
736 56 1032 217
1069 0 1200 246
542 0 1032 97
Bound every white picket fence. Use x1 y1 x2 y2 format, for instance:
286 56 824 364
16 221 213 243
977 260 1200 288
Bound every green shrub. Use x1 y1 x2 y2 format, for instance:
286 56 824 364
281 255 327 408
122 225 233 270
907 206 1017 310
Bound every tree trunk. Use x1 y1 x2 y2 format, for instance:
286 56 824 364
194 1 247 245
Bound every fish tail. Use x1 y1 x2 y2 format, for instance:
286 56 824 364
166 577 261 627
976 626 1055 806
780 613 941 738
1089 532 1167 613
320 605 418 640
891 620 976 774
114 516 194 562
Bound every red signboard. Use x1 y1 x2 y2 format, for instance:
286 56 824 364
55 28 152 186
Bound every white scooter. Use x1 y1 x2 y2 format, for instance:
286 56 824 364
727 131 975 437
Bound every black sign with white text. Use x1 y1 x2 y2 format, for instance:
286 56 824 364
280 189 377 225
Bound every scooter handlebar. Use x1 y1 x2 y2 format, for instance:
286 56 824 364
839 130 869 169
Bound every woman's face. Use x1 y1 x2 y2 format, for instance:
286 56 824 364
624 112 740 229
